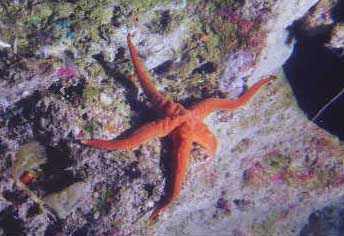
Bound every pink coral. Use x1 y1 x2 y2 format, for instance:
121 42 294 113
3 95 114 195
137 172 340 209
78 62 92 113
55 67 76 78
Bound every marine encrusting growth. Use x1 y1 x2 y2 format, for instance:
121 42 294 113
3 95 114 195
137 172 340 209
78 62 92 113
81 33 274 225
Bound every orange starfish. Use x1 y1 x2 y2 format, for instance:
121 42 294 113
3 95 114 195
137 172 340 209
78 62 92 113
81 34 274 225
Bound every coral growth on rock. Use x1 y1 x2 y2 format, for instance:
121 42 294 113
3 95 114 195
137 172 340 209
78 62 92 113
0 0 344 235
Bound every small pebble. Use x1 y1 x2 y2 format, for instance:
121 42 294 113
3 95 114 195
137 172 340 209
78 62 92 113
100 93 113 106
94 211 100 220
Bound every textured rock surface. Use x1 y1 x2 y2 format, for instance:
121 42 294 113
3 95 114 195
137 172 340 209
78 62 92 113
300 197 344 236
0 0 344 235
150 71 344 236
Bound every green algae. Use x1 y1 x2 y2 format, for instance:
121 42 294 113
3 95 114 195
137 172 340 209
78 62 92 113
148 10 170 34
0 0 226 100
88 7 113 25
83 121 97 136
264 155 291 170
211 15 238 54
13 142 47 180
15 35 29 49
207 0 244 11
119 0 172 10
145 13 223 100
71 0 113 23
83 85 99 103
43 182 86 219
0 2 73 54
47 0 113 52
99 23 115 42
54 3 75 18
82 63 108 104
251 210 289 236
32 3 53 20
141 0 244 100
95 187 116 215
0 2 27 24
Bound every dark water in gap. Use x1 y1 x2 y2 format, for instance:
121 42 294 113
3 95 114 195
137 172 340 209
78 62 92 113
284 22 344 141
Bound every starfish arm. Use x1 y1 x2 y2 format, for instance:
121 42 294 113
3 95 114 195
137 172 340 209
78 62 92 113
127 34 170 109
81 116 186 150
147 127 192 225
192 123 217 156
191 77 274 118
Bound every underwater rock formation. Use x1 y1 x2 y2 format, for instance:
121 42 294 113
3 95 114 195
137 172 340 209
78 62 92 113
0 0 344 235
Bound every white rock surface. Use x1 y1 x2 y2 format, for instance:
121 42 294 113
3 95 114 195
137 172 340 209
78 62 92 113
251 0 320 81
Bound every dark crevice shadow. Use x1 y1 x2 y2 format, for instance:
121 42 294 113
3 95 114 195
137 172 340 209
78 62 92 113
92 52 139 108
147 136 175 218
300 198 344 236
37 141 81 195
283 21 344 140
331 0 344 22
0 207 25 236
